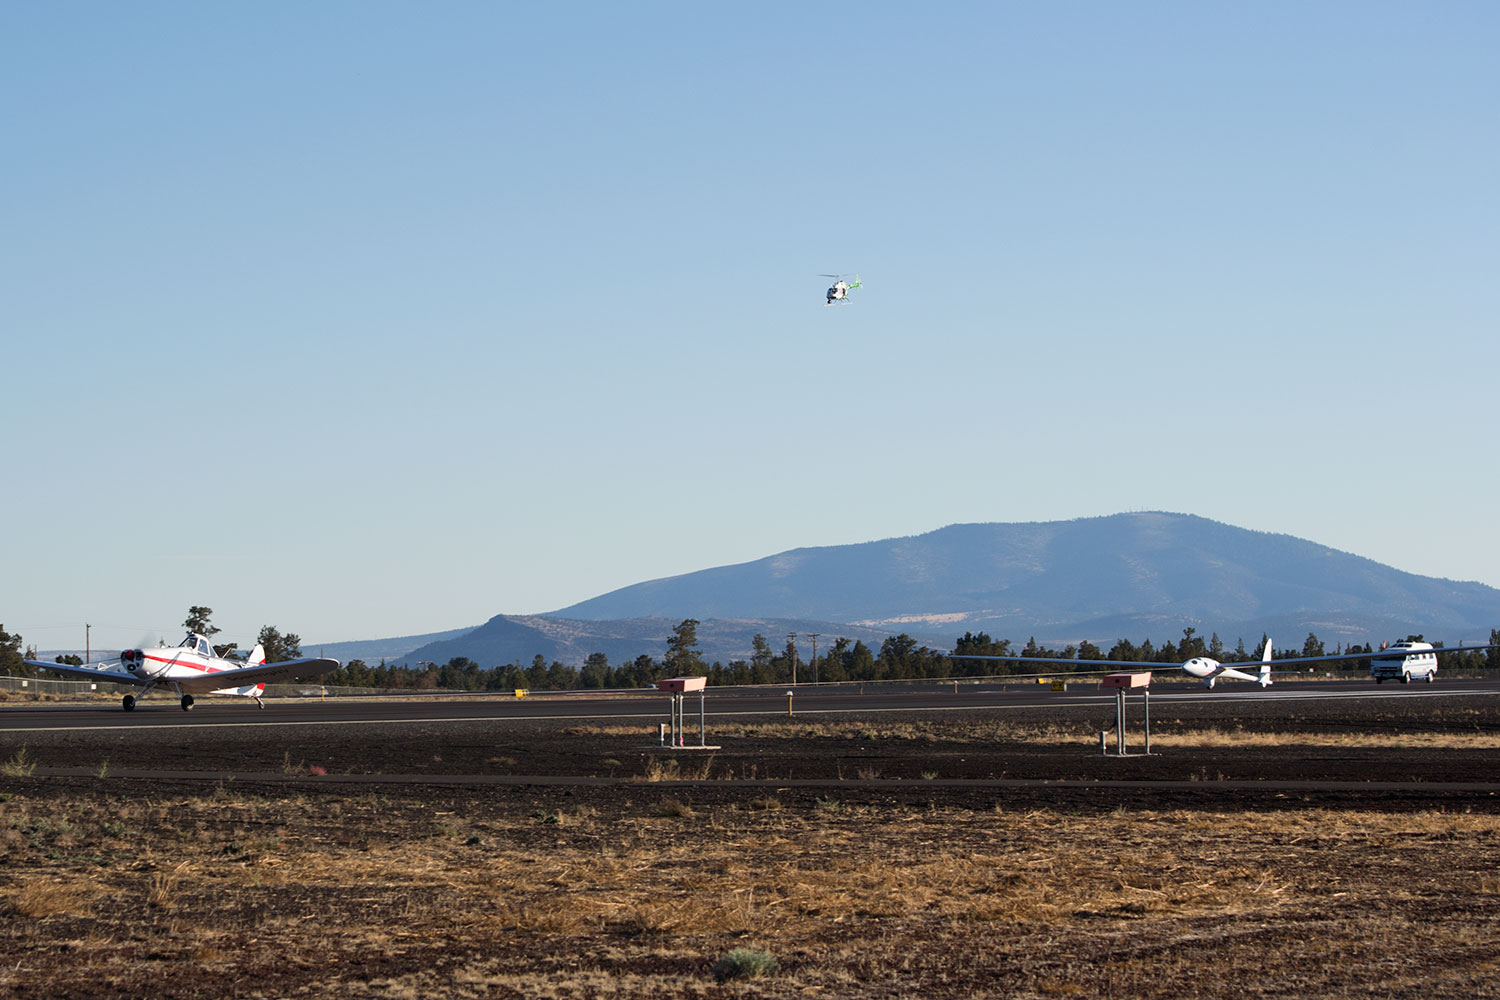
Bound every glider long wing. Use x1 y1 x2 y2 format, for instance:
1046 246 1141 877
951 645 1498 671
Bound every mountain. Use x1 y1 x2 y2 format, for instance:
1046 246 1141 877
392 615 924 671
363 512 1500 668
299 627 476 665
548 512 1500 647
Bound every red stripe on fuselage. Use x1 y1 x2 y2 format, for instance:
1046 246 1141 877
142 652 227 675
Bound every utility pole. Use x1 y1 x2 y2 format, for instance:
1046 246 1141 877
786 632 798 686
805 633 819 684
85 624 90 667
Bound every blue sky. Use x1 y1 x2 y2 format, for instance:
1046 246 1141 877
5 2 1497 654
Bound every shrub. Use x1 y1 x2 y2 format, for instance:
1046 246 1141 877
712 947 778 983
1 748 36 777
654 797 695 818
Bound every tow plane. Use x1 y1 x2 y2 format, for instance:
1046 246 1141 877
27 632 340 711
954 637 1498 689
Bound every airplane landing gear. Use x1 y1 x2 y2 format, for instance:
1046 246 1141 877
122 695 136 711
180 694 195 711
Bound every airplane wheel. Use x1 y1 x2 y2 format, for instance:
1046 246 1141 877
180 695 195 711
122 695 136 711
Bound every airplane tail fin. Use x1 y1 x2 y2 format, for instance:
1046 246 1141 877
247 644 266 666
1260 638 1273 687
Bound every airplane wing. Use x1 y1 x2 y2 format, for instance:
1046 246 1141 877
949 654 1173 670
25 660 147 687
175 656 341 693
1259 645 1498 667
952 644 1498 671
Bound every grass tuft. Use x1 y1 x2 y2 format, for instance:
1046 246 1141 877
654 797 696 818
1 747 37 777
10 879 92 918
712 946 778 982
147 868 180 909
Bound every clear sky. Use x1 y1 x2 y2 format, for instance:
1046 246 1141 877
5 2 1497 655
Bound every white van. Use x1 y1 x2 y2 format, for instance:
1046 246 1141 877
1371 640 1438 684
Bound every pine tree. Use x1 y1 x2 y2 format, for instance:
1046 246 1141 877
184 607 220 638
664 619 705 676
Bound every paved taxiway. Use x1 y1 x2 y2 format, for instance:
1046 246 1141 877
4 676 1498 734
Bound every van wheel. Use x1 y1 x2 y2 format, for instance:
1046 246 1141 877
1426 672 1435 683
1401 672 1410 684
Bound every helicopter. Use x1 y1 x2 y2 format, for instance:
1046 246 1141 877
821 273 861 305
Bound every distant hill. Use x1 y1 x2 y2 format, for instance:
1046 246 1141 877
392 615 934 670
298 627 476 665
548 512 1500 650
345 512 1500 668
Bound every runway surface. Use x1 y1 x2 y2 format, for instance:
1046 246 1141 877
4 676 1500 806
4 675 1498 734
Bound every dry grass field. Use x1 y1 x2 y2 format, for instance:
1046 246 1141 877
2 701 1500 998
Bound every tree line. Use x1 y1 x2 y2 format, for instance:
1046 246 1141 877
322 622 1500 691
5 614 1498 689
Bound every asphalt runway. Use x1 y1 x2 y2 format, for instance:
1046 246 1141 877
4 675 1498 734
4 677 1499 806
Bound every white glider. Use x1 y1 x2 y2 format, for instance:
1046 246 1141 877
953 637 1498 689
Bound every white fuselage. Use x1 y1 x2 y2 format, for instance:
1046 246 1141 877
122 635 264 696
1180 656 1272 688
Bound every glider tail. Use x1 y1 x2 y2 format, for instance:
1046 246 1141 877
1260 638 1273 687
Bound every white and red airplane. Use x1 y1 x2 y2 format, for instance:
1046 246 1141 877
954 637 1498 689
27 632 339 711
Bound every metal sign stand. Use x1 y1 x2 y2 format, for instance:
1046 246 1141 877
653 677 719 751
1100 672 1153 757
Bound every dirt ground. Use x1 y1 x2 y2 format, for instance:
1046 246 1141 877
2 695 1499 998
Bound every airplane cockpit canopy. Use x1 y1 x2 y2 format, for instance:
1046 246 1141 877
181 634 213 657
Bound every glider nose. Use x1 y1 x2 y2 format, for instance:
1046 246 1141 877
1180 657 1213 679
